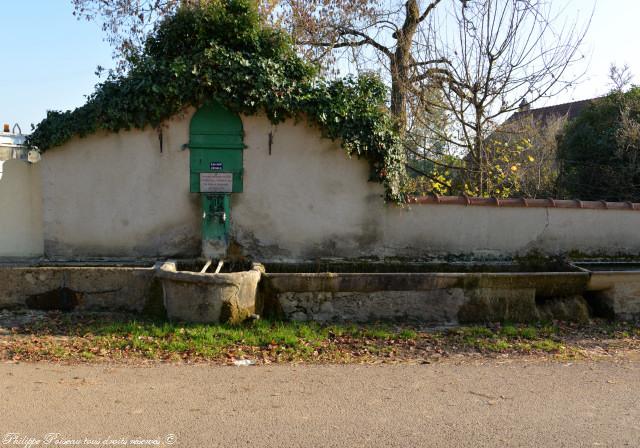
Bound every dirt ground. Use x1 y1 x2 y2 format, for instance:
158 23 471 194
1 360 639 447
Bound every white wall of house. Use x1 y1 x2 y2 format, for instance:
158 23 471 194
0 160 44 258
23 109 640 260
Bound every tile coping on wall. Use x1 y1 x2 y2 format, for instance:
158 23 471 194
408 195 640 211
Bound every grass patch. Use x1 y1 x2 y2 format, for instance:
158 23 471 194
448 324 565 353
1 312 638 363
7 316 424 363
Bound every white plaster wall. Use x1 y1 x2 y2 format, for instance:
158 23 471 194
381 206 640 259
39 109 640 260
0 160 44 258
234 114 640 260
40 112 201 258
232 115 385 259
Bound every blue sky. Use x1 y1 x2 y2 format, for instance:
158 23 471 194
1 1 113 132
0 0 635 131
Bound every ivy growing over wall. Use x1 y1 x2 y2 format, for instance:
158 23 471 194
26 0 406 201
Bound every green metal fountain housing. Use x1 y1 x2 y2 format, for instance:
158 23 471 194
189 103 244 255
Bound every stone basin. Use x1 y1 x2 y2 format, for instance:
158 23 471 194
261 262 590 325
157 260 264 324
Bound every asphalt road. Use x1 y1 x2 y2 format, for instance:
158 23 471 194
1 360 639 447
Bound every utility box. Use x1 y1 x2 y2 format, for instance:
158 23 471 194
188 103 244 257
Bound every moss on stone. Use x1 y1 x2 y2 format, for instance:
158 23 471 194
566 250 640 261
538 295 590 323
219 299 253 325
458 289 540 324
514 249 570 272
141 278 167 320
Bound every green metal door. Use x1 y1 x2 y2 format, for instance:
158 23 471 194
189 103 244 250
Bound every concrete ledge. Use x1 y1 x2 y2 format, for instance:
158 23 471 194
265 272 588 295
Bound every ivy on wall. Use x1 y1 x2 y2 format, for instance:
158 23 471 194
26 0 406 202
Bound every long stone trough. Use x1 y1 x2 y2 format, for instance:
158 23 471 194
0 260 639 324
0 261 161 313
260 263 591 325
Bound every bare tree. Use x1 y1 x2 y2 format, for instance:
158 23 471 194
413 0 591 195
609 63 633 93
490 112 567 197
72 0 209 71
72 0 450 134
273 0 451 134
273 0 591 196
72 0 590 195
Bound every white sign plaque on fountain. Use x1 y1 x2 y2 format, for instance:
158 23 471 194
200 172 233 193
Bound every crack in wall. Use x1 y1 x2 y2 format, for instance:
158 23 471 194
533 207 551 244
